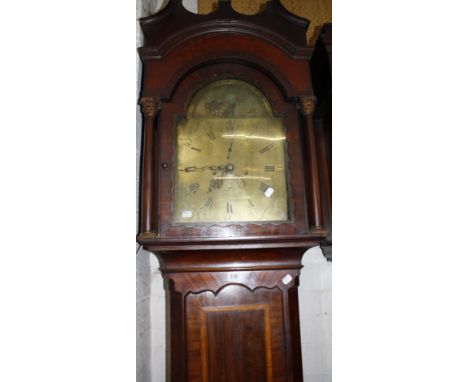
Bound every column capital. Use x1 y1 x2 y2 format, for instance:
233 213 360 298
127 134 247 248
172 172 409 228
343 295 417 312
139 97 161 117
298 96 317 116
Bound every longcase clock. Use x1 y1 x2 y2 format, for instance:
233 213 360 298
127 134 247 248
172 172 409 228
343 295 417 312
137 1 327 381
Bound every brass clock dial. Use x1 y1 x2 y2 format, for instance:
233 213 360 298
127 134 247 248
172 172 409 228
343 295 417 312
173 80 289 224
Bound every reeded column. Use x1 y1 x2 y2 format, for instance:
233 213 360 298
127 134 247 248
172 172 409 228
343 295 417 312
138 96 160 239
299 96 323 230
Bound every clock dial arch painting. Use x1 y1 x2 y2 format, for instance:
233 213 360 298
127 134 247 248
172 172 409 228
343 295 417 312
174 79 290 225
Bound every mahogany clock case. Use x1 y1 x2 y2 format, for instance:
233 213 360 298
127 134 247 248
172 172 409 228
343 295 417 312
136 2 331 382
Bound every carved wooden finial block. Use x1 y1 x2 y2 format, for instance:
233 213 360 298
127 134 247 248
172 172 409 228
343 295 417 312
298 96 317 115
139 97 160 117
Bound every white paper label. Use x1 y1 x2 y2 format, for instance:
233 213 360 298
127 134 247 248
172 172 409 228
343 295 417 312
264 187 274 198
181 210 192 218
282 274 293 285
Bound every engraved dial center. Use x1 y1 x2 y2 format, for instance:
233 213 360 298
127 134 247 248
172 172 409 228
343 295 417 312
225 163 235 173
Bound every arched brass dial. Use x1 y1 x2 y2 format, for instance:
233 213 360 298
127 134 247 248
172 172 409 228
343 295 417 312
173 80 289 224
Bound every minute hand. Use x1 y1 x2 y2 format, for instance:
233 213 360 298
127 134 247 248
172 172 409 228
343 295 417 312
226 139 234 160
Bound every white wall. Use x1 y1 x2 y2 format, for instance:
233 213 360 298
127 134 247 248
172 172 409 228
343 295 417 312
300 247 333 382
136 1 162 381
136 0 150 376
136 2 332 382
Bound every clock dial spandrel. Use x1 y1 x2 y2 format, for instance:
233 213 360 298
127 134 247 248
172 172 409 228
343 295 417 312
174 80 290 224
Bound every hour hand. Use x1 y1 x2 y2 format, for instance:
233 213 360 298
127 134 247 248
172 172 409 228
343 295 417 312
180 165 226 173
179 165 211 172
181 166 198 172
